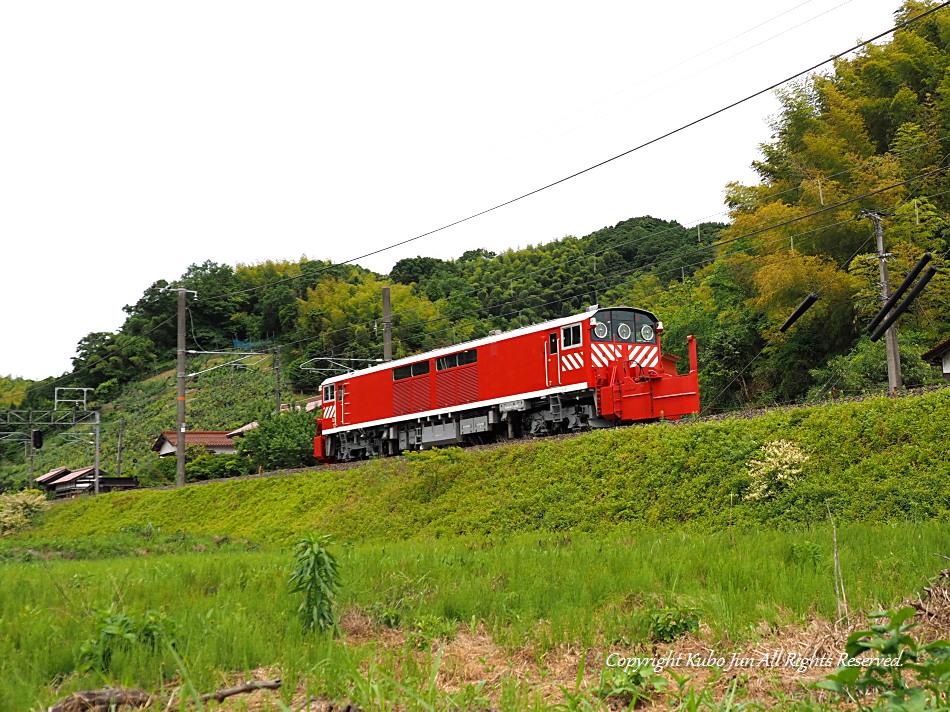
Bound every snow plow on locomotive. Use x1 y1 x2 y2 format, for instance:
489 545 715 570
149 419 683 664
313 306 699 463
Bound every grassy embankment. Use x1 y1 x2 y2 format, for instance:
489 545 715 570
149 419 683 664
12 387 950 547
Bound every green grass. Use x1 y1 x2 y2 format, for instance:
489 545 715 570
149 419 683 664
5 388 950 709
1 524 947 710
9 388 949 547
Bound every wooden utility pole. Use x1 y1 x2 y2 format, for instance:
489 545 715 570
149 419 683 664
382 287 393 362
165 285 196 488
866 212 902 393
176 288 187 487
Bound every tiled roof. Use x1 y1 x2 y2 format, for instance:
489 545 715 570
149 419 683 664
922 335 950 362
151 431 235 450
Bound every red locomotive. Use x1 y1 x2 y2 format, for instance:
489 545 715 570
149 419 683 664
314 306 699 462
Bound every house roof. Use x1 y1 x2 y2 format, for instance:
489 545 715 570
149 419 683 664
228 398 324 438
36 467 70 484
47 466 107 486
226 422 258 438
151 431 235 451
36 466 105 487
922 335 950 363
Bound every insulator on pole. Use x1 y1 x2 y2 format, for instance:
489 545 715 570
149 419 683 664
867 252 932 334
869 266 939 342
779 293 820 333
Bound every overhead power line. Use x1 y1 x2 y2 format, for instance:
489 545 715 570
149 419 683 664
9 3 950 403
205 1 950 304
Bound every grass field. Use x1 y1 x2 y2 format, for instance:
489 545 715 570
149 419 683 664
5 388 950 709
3 523 948 710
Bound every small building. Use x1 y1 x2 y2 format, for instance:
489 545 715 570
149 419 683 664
151 431 237 457
35 467 138 498
922 336 950 380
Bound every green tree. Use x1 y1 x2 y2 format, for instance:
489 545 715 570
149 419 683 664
236 408 317 471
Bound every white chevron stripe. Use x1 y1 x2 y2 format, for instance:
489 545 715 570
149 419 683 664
561 353 584 370
591 350 605 368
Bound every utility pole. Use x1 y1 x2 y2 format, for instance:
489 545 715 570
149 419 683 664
864 211 902 393
382 286 393 362
94 411 100 495
164 286 197 488
177 287 187 487
116 417 125 477
274 345 282 413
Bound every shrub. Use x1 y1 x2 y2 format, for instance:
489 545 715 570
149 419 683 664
646 607 701 643
744 440 809 501
817 606 950 710
0 490 49 534
78 609 178 673
595 665 667 707
288 533 340 632
186 453 253 482
237 408 317 471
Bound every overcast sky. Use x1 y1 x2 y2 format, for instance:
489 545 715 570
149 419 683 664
1 0 904 381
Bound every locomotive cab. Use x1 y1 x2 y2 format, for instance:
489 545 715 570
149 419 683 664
587 307 663 379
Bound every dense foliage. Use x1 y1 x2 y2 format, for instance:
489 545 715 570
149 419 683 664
237 407 318 471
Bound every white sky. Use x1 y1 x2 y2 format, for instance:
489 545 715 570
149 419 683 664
1 0 904 380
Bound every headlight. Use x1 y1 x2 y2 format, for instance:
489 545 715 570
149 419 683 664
617 323 632 340
640 324 655 341
594 322 609 339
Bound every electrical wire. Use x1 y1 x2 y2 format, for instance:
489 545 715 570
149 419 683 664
263 162 950 356
8 5 950 404
216 130 950 350
200 2 950 306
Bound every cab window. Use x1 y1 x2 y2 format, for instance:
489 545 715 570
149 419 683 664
322 384 336 402
635 313 657 343
613 313 635 342
561 323 582 349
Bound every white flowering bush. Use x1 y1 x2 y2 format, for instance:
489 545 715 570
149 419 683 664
744 440 809 501
0 489 49 534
